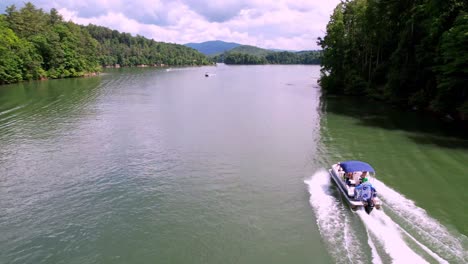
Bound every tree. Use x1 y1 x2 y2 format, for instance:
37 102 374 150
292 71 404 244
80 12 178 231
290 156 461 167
319 0 468 119
0 2 211 84
434 11 468 116
0 15 23 84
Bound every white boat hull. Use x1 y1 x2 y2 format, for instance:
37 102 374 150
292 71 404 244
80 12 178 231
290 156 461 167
329 163 381 210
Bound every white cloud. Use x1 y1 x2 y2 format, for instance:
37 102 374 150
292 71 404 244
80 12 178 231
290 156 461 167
1 0 341 50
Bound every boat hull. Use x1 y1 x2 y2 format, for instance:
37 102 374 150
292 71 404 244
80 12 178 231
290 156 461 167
329 163 381 212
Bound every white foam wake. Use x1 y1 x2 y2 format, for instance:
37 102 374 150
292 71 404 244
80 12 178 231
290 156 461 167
373 179 467 263
305 169 370 264
305 170 467 264
358 210 429 263
365 228 383 264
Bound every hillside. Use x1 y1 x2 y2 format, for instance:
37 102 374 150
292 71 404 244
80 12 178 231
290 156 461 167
184 40 241 55
85 24 210 67
212 44 321 65
0 3 210 84
226 45 271 56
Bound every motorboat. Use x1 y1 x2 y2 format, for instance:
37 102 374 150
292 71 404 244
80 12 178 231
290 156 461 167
205 72 216 77
329 160 381 214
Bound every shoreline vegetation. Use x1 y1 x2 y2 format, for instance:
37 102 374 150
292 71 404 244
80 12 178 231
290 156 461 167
212 47 321 65
0 3 211 85
319 0 467 121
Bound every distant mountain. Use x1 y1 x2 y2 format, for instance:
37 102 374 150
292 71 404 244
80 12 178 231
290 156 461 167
269 48 293 52
185 40 321 65
221 45 312 56
184 40 241 55
295 50 318 55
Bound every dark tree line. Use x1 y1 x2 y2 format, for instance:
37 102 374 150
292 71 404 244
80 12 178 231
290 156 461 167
319 0 468 119
0 3 210 85
224 53 268 64
220 51 321 65
266 51 321 64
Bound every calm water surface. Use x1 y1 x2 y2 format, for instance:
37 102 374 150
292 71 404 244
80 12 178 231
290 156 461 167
0 65 466 264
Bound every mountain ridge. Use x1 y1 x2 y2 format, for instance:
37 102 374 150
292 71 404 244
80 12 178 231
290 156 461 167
185 40 317 56
184 40 241 55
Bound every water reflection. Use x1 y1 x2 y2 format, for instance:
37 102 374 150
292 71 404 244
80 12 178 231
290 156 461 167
323 95 468 149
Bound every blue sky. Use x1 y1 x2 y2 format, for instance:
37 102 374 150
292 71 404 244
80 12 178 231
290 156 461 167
0 0 340 50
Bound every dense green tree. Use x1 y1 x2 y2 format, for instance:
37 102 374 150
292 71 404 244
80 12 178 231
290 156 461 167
5 3 48 38
0 15 44 84
317 3 347 94
84 24 210 67
319 0 468 119
0 15 23 84
220 50 321 65
0 2 210 84
434 12 468 115
224 53 267 64
3 3 100 80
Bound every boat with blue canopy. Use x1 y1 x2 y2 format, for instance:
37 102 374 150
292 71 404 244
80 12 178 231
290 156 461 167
329 160 381 214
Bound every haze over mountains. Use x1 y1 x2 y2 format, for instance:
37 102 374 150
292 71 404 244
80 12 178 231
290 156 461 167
184 40 299 56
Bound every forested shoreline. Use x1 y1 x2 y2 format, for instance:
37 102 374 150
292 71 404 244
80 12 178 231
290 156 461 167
319 0 467 120
214 50 321 65
0 3 210 85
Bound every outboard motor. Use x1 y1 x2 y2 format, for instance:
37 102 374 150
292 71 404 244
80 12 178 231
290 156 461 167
364 199 374 214
355 181 376 214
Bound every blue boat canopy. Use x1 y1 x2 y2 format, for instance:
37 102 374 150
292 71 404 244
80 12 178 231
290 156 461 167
339 160 375 173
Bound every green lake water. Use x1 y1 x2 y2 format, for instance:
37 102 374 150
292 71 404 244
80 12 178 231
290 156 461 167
0 65 466 264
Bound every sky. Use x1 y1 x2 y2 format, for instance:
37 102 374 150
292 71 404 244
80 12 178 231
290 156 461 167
0 0 340 50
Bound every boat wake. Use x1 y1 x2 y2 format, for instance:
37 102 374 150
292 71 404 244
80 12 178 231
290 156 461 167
305 169 467 264
165 67 193 72
305 169 369 264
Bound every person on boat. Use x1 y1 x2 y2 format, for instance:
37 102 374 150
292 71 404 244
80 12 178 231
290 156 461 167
355 177 377 204
352 172 361 185
360 171 368 184
345 172 353 185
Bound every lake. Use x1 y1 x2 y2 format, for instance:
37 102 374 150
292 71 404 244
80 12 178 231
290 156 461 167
0 65 466 264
